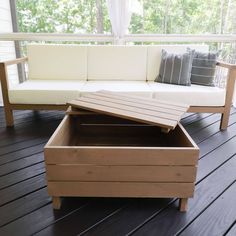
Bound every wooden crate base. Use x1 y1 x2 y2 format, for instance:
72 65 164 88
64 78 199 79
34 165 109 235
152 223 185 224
45 114 199 212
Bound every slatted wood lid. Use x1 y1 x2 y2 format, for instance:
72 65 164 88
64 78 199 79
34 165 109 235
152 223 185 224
68 91 189 130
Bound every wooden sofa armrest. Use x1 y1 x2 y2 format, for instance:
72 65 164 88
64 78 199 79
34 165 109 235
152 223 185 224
0 57 28 85
216 61 236 85
216 61 236 70
216 60 236 129
3 57 28 66
0 57 28 126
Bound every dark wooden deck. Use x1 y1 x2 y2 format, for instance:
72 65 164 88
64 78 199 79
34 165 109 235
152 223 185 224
0 107 236 236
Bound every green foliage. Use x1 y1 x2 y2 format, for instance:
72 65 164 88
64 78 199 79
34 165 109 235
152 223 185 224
17 0 236 35
16 0 111 33
129 0 236 34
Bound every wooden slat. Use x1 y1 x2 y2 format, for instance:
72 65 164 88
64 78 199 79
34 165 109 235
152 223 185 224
188 106 225 113
82 93 184 116
88 91 187 112
77 96 181 121
69 91 189 129
99 90 189 109
4 57 28 66
216 61 236 69
45 115 71 146
68 100 177 129
44 147 198 165
47 182 194 198
46 165 197 182
10 104 67 110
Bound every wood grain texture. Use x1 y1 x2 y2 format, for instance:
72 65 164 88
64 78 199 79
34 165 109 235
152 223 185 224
226 223 236 236
220 68 236 130
98 90 189 109
179 182 236 236
45 147 198 166
47 182 195 198
68 99 177 129
46 165 197 182
0 63 13 126
81 93 185 115
10 104 67 110
68 91 189 130
74 96 180 121
188 106 225 113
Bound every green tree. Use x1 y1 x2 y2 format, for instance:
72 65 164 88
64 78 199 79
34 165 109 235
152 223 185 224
16 0 111 33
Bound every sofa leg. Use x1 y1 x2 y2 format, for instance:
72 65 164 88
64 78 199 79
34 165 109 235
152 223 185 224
4 107 14 127
220 110 230 130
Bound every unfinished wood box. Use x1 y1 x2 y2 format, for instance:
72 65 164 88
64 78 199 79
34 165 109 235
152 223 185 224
44 91 199 211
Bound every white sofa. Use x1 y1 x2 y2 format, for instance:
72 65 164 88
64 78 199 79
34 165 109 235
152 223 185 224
1 44 236 129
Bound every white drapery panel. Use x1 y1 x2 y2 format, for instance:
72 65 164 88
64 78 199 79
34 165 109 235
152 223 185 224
107 0 142 43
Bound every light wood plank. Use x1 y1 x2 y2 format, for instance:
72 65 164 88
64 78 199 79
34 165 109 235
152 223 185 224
4 57 28 66
188 106 225 113
217 61 236 69
45 147 198 166
99 90 189 109
10 104 67 110
46 165 197 182
68 100 177 129
77 96 180 121
47 182 195 198
0 63 13 126
220 68 236 130
45 115 71 146
82 93 184 116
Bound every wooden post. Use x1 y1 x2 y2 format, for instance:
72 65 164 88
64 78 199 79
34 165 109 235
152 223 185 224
0 63 14 126
220 68 236 130
52 196 61 209
9 0 26 82
179 198 188 212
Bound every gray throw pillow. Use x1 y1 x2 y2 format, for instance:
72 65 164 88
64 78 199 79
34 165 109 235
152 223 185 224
155 49 194 86
190 51 218 86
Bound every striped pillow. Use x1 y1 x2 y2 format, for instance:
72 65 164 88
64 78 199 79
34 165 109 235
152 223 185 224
155 49 194 86
190 51 218 86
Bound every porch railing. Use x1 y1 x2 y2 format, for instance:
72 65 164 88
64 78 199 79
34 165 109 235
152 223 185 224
0 33 236 43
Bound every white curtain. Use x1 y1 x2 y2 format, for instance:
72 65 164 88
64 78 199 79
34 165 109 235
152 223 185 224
107 0 142 44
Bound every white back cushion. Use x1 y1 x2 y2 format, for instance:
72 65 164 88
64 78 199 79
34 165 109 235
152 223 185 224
147 44 209 81
27 44 87 80
88 46 147 81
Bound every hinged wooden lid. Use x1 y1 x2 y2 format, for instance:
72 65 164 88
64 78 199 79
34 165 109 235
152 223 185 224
67 91 189 131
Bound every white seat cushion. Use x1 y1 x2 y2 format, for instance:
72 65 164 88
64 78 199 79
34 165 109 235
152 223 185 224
27 44 87 80
148 82 226 106
9 80 86 104
80 81 153 97
87 46 147 81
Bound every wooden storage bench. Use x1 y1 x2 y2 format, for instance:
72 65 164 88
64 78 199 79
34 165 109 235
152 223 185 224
44 92 199 212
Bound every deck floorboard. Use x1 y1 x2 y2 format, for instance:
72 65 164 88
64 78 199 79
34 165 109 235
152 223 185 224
0 108 235 236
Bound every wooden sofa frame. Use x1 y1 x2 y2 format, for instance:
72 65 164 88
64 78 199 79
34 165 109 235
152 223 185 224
0 57 236 130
